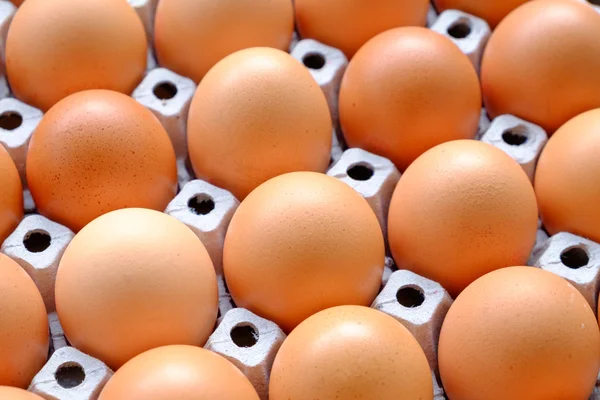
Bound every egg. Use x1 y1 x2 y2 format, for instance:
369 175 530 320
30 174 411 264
6 0 146 111
269 306 433 400
9 0 24 6
433 0 528 27
339 27 481 171
154 0 293 84
535 109 600 242
439 267 600 400
0 253 48 388
0 387 44 400
481 0 600 133
223 172 384 332
294 0 429 58
388 140 538 296
187 48 332 200
26 90 177 232
0 145 22 244
99 345 259 400
55 208 218 369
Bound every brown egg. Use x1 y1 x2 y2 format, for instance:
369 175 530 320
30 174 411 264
55 208 218 369
223 172 384 332
155 0 293 83
270 306 433 400
339 27 481 171
99 345 259 400
535 109 600 242
9 0 24 6
439 267 600 400
388 140 538 296
294 0 429 58
187 48 332 200
0 253 48 388
6 0 146 111
481 0 600 133
26 90 177 232
0 146 22 244
0 387 44 400
433 0 528 28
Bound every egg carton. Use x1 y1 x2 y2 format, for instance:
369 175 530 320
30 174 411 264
427 4 439 28
127 0 158 43
0 0 15 65
430 9 491 74
476 108 491 140
48 312 68 354
29 346 113 400
480 114 548 181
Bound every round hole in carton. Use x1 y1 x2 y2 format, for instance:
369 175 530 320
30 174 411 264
0 111 23 131
347 163 374 181
502 126 528 146
302 53 326 70
23 230 52 253
396 286 425 308
230 324 258 348
447 21 472 39
153 81 178 100
588 0 600 5
55 362 86 389
560 247 589 269
188 194 215 215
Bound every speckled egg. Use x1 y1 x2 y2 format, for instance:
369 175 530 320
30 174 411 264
535 109 600 242
187 48 332 200
99 345 259 400
155 0 293 83
0 145 22 244
0 387 44 400
26 90 177 232
6 0 146 111
294 0 429 58
481 0 600 133
439 267 600 400
339 27 481 171
0 253 48 388
388 140 538 296
223 172 385 332
433 0 529 27
269 306 433 400
55 208 218 370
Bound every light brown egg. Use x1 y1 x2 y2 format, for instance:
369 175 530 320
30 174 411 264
388 140 538 296
294 0 429 58
339 27 481 171
0 253 48 388
481 0 600 133
154 0 293 83
99 345 259 400
6 0 146 111
270 306 433 400
0 145 22 244
439 267 600 400
55 208 218 370
535 109 600 242
187 48 332 200
223 172 384 332
433 0 529 28
26 90 177 232
0 387 44 400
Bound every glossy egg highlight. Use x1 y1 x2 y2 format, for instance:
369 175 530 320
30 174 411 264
0 146 23 244
439 267 600 400
55 209 218 369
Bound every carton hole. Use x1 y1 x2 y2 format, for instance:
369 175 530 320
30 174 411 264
188 194 215 215
447 21 472 39
302 53 326 70
502 126 528 146
153 81 178 100
0 112 23 131
23 230 51 253
396 286 425 308
347 163 374 181
230 324 258 348
560 247 589 269
55 362 85 389
588 0 600 5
